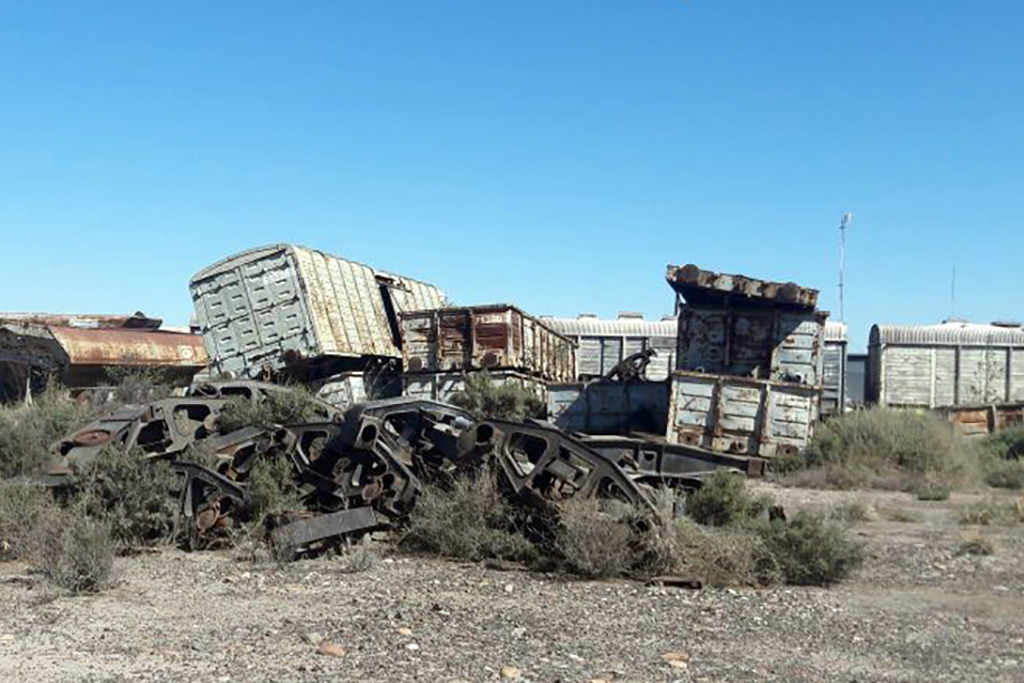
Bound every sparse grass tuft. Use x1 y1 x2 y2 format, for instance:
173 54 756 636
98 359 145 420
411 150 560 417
886 508 923 523
915 481 952 501
956 499 1021 526
448 372 546 421
828 499 875 523
957 531 995 556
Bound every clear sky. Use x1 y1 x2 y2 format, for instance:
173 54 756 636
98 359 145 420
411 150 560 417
2 1 1022 350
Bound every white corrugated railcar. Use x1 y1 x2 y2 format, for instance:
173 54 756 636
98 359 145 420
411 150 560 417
540 313 677 381
867 321 1024 408
822 322 848 416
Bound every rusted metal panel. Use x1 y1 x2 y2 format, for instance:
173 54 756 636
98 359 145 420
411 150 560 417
666 371 821 459
0 312 162 329
675 307 826 386
666 264 819 310
189 244 446 379
401 369 548 403
48 327 207 367
399 305 576 382
939 402 1024 437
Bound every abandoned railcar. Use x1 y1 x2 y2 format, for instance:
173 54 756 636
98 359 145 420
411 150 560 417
822 321 848 416
867 321 1024 408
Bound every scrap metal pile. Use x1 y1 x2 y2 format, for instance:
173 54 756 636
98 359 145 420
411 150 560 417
47 381 727 557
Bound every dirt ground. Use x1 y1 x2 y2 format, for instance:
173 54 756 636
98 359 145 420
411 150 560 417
2 484 1023 683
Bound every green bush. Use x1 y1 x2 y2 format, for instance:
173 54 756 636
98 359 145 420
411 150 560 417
219 386 323 433
32 506 116 593
247 452 303 519
685 471 768 527
402 469 537 562
0 389 95 478
71 446 179 550
448 372 546 421
753 511 865 586
780 408 971 491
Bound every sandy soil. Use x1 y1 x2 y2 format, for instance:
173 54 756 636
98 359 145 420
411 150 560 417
2 484 1023 683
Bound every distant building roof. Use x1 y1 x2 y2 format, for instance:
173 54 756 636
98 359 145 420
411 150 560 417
824 322 848 343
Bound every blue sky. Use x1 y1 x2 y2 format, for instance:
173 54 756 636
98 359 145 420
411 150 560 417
2 1 1022 350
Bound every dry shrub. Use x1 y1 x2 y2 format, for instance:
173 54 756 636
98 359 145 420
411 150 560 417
0 389 95 478
402 469 536 562
982 459 1024 490
981 424 1024 460
636 517 780 587
219 385 323 433
751 511 865 586
333 539 379 573
957 531 995 556
72 446 179 551
777 408 972 491
448 372 546 421
957 499 1020 526
32 506 116 593
0 478 55 560
555 498 633 578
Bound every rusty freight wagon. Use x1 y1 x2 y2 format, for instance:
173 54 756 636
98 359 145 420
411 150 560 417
189 244 446 381
399 305 576 383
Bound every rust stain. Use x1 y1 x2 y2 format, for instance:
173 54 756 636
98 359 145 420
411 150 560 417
48 327 208 367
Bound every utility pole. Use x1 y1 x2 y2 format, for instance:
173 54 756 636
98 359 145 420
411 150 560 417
838 212 854 322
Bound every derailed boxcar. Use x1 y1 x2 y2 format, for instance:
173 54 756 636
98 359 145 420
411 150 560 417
666 370 820 459
189 244 445 380
399 305 575 383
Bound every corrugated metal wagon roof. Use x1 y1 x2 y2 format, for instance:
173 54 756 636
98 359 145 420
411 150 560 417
824 322 848 343
541 316 677 338
871 322 1024 347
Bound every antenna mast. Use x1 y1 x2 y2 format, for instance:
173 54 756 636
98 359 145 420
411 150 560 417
838 212 853 322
